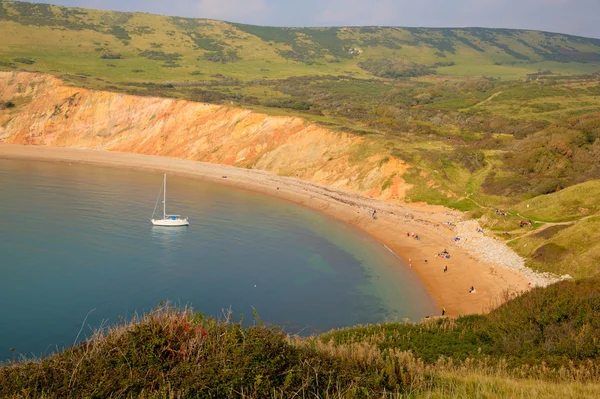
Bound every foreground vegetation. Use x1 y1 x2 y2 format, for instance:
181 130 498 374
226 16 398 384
2 277 600 398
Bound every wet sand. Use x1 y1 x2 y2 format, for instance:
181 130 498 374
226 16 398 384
0 144 531 316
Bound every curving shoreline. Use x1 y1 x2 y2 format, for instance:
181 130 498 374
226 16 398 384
0 144 543 316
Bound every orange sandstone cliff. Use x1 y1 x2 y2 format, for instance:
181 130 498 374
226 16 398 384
0 71 411 201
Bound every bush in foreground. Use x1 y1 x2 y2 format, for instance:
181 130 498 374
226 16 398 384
316 276 600 372
2 277 600 398
0 306 401 398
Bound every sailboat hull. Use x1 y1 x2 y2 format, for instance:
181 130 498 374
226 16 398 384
151 218 189 227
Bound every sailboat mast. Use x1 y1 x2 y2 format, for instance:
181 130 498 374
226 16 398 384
163 173 166 219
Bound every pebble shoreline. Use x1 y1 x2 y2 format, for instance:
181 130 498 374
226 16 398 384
454 220 570 287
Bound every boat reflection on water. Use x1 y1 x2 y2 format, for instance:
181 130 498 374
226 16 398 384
151 224 188 249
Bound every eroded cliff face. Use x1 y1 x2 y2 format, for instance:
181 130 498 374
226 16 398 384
0 71 411 201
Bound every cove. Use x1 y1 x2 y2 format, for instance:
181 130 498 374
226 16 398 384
0 159 437 362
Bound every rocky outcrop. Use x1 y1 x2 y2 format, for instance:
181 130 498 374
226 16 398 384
0 71 411 201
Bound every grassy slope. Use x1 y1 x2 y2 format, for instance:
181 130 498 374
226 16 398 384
464 181 600 278
511 180 600 222
498 181 600 278
2 277 600 397
317 277 600 368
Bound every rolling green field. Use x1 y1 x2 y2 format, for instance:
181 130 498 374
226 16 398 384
1 1 599 91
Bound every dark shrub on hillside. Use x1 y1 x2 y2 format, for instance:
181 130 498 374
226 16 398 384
100 52 122 60
450 148 485 172
139 50 181 61
499 120 600 196
189 89 228 103
13 57 35 65
481 172 532 196
202 49 240 63
109 25 131 42
0 101 16 110
262 98 311 111
358 58 436 78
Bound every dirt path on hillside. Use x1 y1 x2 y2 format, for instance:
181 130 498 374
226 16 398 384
470 91 503 108
505 213 600 244
0 144 557 318
459 188 598 244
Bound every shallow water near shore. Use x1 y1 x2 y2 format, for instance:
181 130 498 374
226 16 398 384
0 159 437 362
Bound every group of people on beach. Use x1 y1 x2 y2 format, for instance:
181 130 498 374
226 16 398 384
406 231 420 240
400 214 483 314
435 248 451 259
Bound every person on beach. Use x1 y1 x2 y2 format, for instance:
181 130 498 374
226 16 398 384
442 307 446 316
444 265 448 273
469 286 476 293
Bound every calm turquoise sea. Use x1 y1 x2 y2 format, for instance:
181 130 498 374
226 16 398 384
0 159 437 362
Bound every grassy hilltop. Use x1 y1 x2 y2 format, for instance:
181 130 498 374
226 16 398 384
1 0 600 82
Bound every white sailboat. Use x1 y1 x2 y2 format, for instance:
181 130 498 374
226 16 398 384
151 174 189 227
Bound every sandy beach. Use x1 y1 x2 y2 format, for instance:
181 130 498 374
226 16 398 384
0 144 534 316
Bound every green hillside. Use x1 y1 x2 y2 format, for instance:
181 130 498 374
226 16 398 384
1 0 600 85
496 181 600 278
